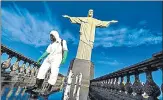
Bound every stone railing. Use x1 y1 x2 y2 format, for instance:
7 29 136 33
89 51 163 100
1 44 65 99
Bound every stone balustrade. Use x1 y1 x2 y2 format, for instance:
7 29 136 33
1 44 65 99
89 51 163 100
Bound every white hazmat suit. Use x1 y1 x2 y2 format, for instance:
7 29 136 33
37 31 68 85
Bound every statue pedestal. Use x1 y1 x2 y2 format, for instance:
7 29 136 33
64 58 94 100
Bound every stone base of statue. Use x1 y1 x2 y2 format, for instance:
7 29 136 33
63 58 94 100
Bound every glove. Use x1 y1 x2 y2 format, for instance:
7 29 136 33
37 58 42 64
36 51 50 64
61 58 66 64
61 50 68 64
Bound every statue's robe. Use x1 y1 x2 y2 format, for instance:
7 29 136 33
69 17 110 60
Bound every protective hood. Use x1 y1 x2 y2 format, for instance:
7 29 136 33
50 30 61 42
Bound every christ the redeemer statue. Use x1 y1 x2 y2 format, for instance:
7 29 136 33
63 9 118 60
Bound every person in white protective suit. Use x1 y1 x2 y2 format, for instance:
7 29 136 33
26 30 68 96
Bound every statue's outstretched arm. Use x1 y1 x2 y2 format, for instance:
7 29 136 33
62 15 84 24
96 19 118 27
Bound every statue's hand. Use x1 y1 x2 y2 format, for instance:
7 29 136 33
110 20 118 23
62 15 70 18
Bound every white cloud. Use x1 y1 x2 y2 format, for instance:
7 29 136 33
95 52 123 66
97 60 122 66
2 4 161 48
95 25 162 48
43 2 52 22
1 3 76 47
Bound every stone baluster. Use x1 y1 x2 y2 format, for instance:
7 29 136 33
101 80 104 88
144 69 161 100
23 63 30 87
28 64 35 87
119 76 125 93
109 78 114 99
30 65 36 86
125 74 133 95
114 76 124 100
108 79 111 90
32 67 38 87
124 75 133 100
34 67 39 76
115 77 119 92
99 81 101 87
104 80 108 89
99 81 103 99
30 66 35 77
19 62 26 74
111 78 115 90
103 80 107 98
18 62 26 87
95 81 97 87
111 77 119 100
112 77 119 100
107 79 110 89
99 81 101 88
113 78 116 91
25 63 31 76
105 79 110 98
102 80 104 88
97 81 99 87
105 80 107 88
10 58 20 73
102 80 106 97
132 72 144 100
1 55 13 70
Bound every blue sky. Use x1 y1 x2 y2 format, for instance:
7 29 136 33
1 1 162 91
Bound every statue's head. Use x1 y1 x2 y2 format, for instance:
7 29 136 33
88 9 93 17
